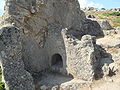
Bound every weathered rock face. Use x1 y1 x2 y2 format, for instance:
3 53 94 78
0 26 35 90
0 0 105 89
96 19 113 30
81 19 103 37
116 27 120 33
61 33 97 80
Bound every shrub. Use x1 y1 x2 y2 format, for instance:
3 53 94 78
101 8 105 10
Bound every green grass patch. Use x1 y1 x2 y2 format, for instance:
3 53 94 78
98 16 106 19
103 12 120 16
112 17 120 27
114 17 120 23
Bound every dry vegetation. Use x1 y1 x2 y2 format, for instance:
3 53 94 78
85 10 120 27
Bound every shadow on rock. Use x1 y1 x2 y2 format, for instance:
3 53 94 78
94 45 114 80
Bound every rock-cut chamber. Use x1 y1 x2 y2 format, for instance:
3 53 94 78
51 54 63 68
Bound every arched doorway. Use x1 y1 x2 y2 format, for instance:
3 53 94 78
51 54 63 68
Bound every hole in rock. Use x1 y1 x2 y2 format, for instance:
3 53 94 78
51 54 63 68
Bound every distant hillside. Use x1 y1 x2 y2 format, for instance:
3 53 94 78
84 10 120 27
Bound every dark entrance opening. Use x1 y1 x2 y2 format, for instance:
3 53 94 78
51 54 63 68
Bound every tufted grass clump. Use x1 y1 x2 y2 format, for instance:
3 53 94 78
0 68 5 90
0 82 5 90
0 68 2 81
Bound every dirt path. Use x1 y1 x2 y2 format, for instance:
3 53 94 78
79 73 120 90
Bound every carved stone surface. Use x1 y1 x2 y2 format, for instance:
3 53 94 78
0 0 108 90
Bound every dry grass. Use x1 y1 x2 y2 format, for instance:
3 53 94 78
85 10 120 27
